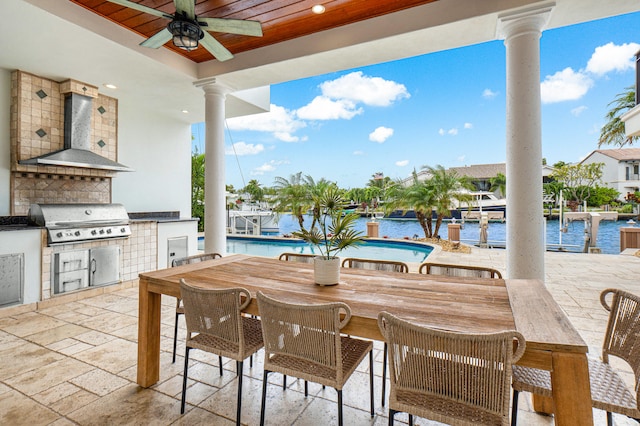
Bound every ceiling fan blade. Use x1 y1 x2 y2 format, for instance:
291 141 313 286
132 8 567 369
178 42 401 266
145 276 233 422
104 0 172 19
140 28 172 48
174 0 196 20
198 18 263 37
201 32 234 62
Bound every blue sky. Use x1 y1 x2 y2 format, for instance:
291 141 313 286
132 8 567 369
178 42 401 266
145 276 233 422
192 12 640 190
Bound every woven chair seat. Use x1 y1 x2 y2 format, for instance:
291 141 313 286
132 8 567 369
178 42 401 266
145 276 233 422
513 358 640 418
266 336 372 389
187 316 264 361
394 390 503 426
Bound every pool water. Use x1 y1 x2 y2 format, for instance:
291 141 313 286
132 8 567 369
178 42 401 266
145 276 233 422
199 236 433 263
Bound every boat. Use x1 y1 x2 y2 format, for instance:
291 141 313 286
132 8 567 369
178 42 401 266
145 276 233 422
226 201 279 235
387 191 507 220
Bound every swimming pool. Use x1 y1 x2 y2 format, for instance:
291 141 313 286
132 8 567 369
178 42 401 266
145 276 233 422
199 236 434 263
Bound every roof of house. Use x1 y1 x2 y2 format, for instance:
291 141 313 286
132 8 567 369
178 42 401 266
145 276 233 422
448 163 506 179
584 148 640 162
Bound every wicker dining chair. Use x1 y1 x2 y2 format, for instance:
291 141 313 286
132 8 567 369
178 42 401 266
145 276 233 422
378 311 525 426
341 257 409 273
256 291 374 426
511 288 640 426
278 252 316 263
418 262 503 279
179 279 263 425
341 257 409 407
170 252 221 363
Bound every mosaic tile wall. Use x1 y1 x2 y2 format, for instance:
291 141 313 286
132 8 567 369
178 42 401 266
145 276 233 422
9 71 118 215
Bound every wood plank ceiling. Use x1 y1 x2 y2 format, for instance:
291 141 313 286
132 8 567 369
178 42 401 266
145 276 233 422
69 0 437 63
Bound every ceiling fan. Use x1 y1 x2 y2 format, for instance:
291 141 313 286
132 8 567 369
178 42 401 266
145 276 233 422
105 0 263 61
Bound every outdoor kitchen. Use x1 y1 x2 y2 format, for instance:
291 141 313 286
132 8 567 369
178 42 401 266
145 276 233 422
0 71 197 311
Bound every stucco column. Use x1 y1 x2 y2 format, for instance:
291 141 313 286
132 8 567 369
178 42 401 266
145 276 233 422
498 4 553 280
194 78 232 256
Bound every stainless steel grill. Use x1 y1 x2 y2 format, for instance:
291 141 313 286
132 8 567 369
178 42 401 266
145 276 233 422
28 203 131 245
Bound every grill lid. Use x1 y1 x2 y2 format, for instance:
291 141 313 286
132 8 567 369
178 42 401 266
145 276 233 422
28 203 131 245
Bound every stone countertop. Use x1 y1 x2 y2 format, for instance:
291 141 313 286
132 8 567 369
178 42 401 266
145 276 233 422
127 211 199 223
0 216 42 232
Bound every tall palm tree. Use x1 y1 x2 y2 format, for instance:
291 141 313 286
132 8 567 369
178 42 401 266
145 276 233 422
304 176 336 230
599 86 639 147
272 172 311 229
242 179 264 202
424 165 473 237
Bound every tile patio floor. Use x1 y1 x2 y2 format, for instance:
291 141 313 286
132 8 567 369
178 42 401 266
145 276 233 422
2 247 640 425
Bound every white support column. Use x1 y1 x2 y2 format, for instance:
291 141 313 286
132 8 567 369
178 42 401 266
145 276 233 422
194 78 232 256
498 4 553 280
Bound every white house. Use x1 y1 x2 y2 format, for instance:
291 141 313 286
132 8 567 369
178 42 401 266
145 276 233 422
581 148 640 198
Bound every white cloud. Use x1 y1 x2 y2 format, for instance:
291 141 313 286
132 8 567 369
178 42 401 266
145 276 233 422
226 104 306 142
448 128 458 136
353 150 365 155
464 123 473 129
438 128 445 136
251 160 289 175
225 142 264 156
586 42 640 76
482 89 497 99
319 71 410 106
396 160 409 167
296 96 362 120
571 105 588 117
540 67 593 104
369 126 394 143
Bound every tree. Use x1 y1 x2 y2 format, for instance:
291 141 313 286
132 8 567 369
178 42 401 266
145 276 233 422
599 86 639 147
191 151 206 231
551 163 604 210
271 172 312 229
423 165 473 237
489 172 506 198
242 179 264 202
398 171 435 238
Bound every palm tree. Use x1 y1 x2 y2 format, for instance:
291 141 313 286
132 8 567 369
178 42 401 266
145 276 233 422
424 165 473 237
489 172 506 198
599 86 639 147
304 176 336 230
191 151 205 232
242 179 264 202
399 171 435 238
272 172 311 229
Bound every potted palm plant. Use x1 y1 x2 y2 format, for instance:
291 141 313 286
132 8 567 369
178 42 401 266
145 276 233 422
292 187 364 285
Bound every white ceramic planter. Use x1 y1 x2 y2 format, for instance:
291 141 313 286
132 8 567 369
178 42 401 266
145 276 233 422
313 256 340 286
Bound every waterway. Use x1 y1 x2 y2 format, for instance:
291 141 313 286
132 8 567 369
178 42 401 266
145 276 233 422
271 214 635 255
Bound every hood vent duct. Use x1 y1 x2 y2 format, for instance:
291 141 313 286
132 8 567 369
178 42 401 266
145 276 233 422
20 93 133 172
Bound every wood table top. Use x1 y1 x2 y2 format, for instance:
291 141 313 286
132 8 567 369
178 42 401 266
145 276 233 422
139 254 587 355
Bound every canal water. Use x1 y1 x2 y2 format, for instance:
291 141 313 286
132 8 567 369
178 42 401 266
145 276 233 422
272 214 635 254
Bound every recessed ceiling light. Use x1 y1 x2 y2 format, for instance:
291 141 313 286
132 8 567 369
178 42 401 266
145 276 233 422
182 110 189 114
312 4 325 14
104 83 117 89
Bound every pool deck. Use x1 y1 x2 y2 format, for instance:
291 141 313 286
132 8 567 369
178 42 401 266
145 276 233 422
1 245 640 425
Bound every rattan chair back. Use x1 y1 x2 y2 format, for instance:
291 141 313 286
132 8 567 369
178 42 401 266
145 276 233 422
379 311 525 425
419 262 502 279
278 252 316 264
341 257 409 273
172 252 221 267
601 288 640 393
257 291 350 385
180 279 253 359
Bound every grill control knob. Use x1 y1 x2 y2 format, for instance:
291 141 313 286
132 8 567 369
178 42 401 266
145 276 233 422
99 229 105 234
120 228 126 233
91 230 97 235
106 229 112 234
74 231 81 236
56 232 63 238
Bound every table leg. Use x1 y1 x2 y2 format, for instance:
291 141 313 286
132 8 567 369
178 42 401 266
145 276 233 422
549 352 593 426
137 279 162 387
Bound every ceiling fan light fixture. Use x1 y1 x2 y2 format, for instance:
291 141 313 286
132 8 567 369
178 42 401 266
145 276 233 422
168 18 204 51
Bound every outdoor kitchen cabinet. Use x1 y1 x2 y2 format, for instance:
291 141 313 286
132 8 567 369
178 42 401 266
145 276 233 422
52 246 121 295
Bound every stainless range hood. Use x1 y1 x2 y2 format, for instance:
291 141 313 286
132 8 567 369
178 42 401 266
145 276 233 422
20 93 133 172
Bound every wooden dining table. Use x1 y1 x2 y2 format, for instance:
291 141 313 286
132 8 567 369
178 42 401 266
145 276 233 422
137 254 592 425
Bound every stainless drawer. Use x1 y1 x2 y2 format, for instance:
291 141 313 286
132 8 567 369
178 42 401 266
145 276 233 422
55 269 89 294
